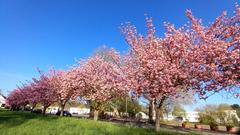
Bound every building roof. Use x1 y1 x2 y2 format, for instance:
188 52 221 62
0 93 6 99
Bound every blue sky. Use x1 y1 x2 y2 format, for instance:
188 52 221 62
0 0 239 110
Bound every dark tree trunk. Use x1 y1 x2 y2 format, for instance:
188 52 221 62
31 104 36 113
60 101 67 116
99 110 105 119
42 106 47 115
89 103 94 118
149 100 154 124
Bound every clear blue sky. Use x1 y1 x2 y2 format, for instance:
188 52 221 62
0 0 239 110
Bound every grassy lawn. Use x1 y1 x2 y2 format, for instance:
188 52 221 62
0 110 196 135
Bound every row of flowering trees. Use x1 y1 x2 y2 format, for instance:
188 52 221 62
6 49 126 119
6 5 239 132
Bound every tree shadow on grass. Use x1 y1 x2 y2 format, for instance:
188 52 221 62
0 110 59 128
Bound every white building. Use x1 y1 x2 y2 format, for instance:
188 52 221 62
69 107 90 115
47 106 59 114
0 94 6 108
149 111 199 122
163 113 175 121
184 111 199 122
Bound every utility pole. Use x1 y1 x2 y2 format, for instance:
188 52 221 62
125 96 128 113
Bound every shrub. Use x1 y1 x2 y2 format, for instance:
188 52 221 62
225 123 234 128
231 115 239 126
199 114 215 125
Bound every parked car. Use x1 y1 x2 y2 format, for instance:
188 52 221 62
32 109 42 114
56 111 72 117
175 116 184 122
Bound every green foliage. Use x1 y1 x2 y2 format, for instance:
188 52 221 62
0 110 190 135
199 114 216 125
106 96 142 117
216 111 227 124
226 115 239 127
197 104 239 126
231 115 239 126
231 104 240 118
209 121 218 127
182 121 190 125
225 122 234 128
172 105 185 117
89 100 105 111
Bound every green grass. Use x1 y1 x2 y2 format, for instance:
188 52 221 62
0 110 194 135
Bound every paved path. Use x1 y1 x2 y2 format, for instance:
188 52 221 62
159 124 238 135
105 118 239 135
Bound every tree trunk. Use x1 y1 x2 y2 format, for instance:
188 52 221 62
155 107 161 132
89 100 94 118
43 106 47 115
60 101 66 116
154 97 166 132
149 100 154 124
22 105 25 111
113 107 120 118
31 104 36 112
99 110 105 119
93 110 99 121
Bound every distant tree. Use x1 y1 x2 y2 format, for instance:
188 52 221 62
172 105 186 117
217 104 233 111
231 104 240 118
197 104 236 125
196 104 219 125
163 91 194 119
107 96 142 117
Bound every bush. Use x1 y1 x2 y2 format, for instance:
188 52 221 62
199 114 215 125
209 121 218 127
182 121 190 128
225 123 234 128
231 115 239 126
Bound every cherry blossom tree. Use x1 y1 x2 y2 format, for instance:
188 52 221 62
6 88 23 110
6 83 32 111
122 17 194 131
49 69 82 116
122 4 239 131
16 82 39 111
76 49 128 120
26 84 40 111
31 73 57 115
185 3 240 99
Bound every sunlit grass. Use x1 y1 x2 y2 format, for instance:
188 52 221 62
0 110 195 135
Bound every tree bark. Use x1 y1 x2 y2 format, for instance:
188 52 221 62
60 101 66 116
22 105 25 111
113 107 120 118
93 110 99 121
155 107 161 132
149 100 154 124
43 106 47 115
31 104 36 113
154 97 166 132
89 100 94 118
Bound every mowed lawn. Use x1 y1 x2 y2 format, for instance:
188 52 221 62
0 110 194 135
